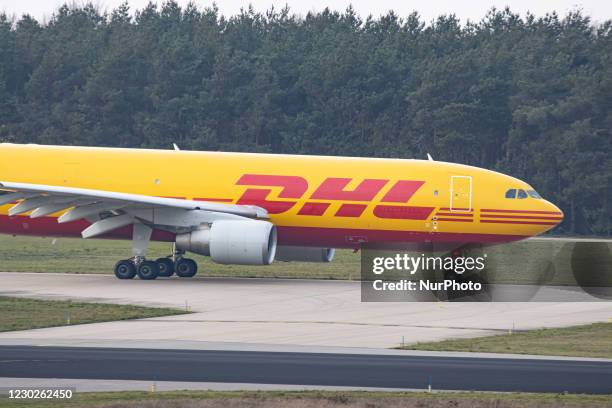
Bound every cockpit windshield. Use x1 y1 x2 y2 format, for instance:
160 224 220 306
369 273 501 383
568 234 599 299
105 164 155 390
527 190 542 199
505 188 541 199
505 189 516 199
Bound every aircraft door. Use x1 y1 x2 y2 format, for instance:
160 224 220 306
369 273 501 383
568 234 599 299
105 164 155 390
450 176 472 212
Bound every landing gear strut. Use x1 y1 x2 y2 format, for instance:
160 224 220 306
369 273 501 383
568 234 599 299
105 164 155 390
112 224 199 280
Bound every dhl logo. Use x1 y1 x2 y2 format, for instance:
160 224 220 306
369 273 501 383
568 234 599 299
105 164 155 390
235 174 435 220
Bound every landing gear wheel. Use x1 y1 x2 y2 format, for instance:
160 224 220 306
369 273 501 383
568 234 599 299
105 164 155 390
114 260 136 280
175 258 198 278
156 258 175 277
137 260 160 280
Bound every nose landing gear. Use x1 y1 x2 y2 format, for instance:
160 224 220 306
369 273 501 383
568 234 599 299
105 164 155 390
112 223 199 280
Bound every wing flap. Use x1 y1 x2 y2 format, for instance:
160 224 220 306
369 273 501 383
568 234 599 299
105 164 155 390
0 180 269 238
0 192 39 206
58 202 124 224
31 200 84 218
8 196 54 216
82 214 134 239
0 181 266 219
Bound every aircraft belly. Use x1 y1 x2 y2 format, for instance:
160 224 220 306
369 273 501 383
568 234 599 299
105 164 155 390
0 211 527 248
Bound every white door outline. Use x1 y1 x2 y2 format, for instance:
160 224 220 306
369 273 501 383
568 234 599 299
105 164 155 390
450 175 472 212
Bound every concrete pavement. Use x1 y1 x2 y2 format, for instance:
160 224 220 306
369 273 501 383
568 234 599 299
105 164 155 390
1 272 611 349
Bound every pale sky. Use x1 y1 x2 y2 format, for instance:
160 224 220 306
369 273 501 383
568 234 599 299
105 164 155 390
0 0 610 24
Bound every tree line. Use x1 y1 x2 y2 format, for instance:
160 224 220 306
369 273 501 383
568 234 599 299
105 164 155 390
0 3 610 235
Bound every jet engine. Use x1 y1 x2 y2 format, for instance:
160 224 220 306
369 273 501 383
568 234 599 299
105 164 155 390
175 220 276 265
275 246 335 263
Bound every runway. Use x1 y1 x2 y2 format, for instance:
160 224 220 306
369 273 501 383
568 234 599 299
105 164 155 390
1 272 611 349
2 272 612 393
2 346 612 394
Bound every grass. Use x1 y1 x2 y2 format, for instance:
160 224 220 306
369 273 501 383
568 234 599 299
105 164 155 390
1 390 611 408
399 322 612 359
0 296 187 332
0 235 361 279
1 235 610 285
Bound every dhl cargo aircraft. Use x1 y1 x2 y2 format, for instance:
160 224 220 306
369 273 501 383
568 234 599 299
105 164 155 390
0 143 563 280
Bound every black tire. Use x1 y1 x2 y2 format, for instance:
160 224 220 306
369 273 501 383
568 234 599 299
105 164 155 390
156 258 175 277
175 258 198 278
114 260 136 279
137 260 160 280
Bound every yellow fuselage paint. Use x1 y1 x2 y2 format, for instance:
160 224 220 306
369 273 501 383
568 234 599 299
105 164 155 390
0 144 563 247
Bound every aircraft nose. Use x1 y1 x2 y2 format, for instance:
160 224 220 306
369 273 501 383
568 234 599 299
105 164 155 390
545 200 564 226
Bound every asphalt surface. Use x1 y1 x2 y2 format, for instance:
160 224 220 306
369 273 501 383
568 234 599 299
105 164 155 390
1 346 611 394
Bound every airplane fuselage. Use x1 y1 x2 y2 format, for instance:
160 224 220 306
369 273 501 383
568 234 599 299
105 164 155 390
0 144 563 248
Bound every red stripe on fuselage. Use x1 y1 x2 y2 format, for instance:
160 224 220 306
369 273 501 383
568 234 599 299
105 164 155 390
480 220 558 226
440 207 472 212
481 209 563 215
480 214 563 220
276 226 526 247
373 205 434 220
435 212 473 217
0 215 528 248
436 218 473 222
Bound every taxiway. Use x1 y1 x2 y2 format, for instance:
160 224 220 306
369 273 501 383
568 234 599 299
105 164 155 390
1 272 611 348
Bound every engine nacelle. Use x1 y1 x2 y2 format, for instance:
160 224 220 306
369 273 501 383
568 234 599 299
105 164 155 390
275 246 335 263
175 220 277 265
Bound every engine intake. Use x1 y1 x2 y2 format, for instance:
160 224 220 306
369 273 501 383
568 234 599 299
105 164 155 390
176 220 276 265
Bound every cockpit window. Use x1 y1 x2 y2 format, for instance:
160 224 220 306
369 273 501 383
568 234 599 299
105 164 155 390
517 189 528 199
505 189 517 199
527 190 541 199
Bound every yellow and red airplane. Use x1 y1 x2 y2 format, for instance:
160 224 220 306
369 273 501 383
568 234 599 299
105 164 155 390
0 143 563 280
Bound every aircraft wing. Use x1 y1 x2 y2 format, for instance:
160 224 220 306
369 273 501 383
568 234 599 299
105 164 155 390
0 181 268 238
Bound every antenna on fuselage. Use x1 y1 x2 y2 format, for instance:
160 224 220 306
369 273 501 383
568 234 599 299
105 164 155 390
427 153 434 161
173 143 180 151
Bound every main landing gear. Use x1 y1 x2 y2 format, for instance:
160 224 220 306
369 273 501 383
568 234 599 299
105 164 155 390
113 257 198 280
113 222 198 280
